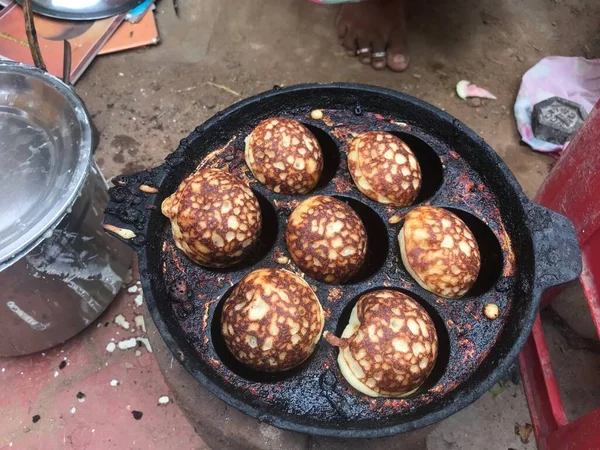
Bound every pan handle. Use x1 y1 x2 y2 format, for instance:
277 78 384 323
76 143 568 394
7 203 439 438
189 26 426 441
526 202 582 289
103 169 164 248
103 138 193 246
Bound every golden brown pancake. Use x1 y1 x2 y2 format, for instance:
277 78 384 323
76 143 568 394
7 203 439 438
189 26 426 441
245 117 323 194
161 168 261 268
399 206 480 298
286 195 367 284
348 131 421 206
221 268 324 372
328 290 438 398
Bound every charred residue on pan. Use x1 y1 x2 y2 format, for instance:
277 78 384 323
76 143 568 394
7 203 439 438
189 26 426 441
149 107 518 425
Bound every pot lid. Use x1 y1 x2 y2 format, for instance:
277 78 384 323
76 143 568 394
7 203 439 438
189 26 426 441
0 61 92 265
15 0 145 21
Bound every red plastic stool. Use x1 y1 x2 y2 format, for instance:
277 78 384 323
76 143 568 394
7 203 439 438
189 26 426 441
519 101 600 450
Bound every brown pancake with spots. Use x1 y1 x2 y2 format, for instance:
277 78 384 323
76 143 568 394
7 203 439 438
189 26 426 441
162 168 261 268
399 206 481 298
221 268 325 372
245 117 323 194
330 290 438 398
286 195 367 284
348 132 421 207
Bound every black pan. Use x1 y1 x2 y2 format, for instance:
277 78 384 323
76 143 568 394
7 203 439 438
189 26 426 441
103 83 581 438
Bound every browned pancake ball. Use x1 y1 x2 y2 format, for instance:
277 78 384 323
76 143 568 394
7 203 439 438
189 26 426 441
161 168 261 268
399 206 481 298
327 290 438 398
286 196 367 284
245 118 323 194
348 132 421 207
221 268 325 372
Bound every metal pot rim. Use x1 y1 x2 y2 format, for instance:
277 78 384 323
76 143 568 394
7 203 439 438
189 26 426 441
0 61 92 267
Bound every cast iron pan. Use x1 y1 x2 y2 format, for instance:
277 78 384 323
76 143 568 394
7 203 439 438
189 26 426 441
103 83 581 438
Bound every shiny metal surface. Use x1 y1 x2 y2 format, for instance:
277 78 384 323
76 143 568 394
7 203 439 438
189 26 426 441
0 164 132 356
15 0 144 20
0 61 91 267
0 61 133 356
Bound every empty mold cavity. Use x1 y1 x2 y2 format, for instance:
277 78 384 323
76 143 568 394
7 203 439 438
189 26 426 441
333 196 389 283
333 287 450 397
211 284 317 382
303 123 340 189
447 208 504 297
388 131 444 203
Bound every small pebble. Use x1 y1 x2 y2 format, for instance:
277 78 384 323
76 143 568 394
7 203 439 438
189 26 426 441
134 315 146 332
76 392 86 403
135 350 142 357
276 255 289 265
127 286 138 294
134 293 144 307
137 337 153 353
310 109 323 120
110 379 120 387
106 342 116 353
158 396 170 405
484 303 500 320
132 411 143 420
53 371 59 378
114 314 131 330
118 337 138 350
32 415 40 423
70 407 76 414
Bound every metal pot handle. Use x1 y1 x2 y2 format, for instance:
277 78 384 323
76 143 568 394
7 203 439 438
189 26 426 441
526 202 582 289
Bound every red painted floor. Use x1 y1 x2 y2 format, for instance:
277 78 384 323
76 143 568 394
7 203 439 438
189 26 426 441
0 277 207 450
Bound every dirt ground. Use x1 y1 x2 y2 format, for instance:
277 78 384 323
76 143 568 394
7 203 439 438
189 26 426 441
77 0 600 448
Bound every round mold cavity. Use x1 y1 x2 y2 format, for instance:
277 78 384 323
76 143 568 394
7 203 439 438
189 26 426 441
210 283 320 383
332 287 450 398
446 208 504 297
302 123 340 190
210 191 278 273
331 195 389 283
387 131 444 204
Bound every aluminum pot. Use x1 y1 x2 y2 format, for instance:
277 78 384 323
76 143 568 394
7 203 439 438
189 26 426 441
0 61 132 356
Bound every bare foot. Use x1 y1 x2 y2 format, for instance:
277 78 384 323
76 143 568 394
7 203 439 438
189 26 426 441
337 0 409 71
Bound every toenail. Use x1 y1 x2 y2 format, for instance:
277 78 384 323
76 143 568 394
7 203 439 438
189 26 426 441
393 54 406 64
